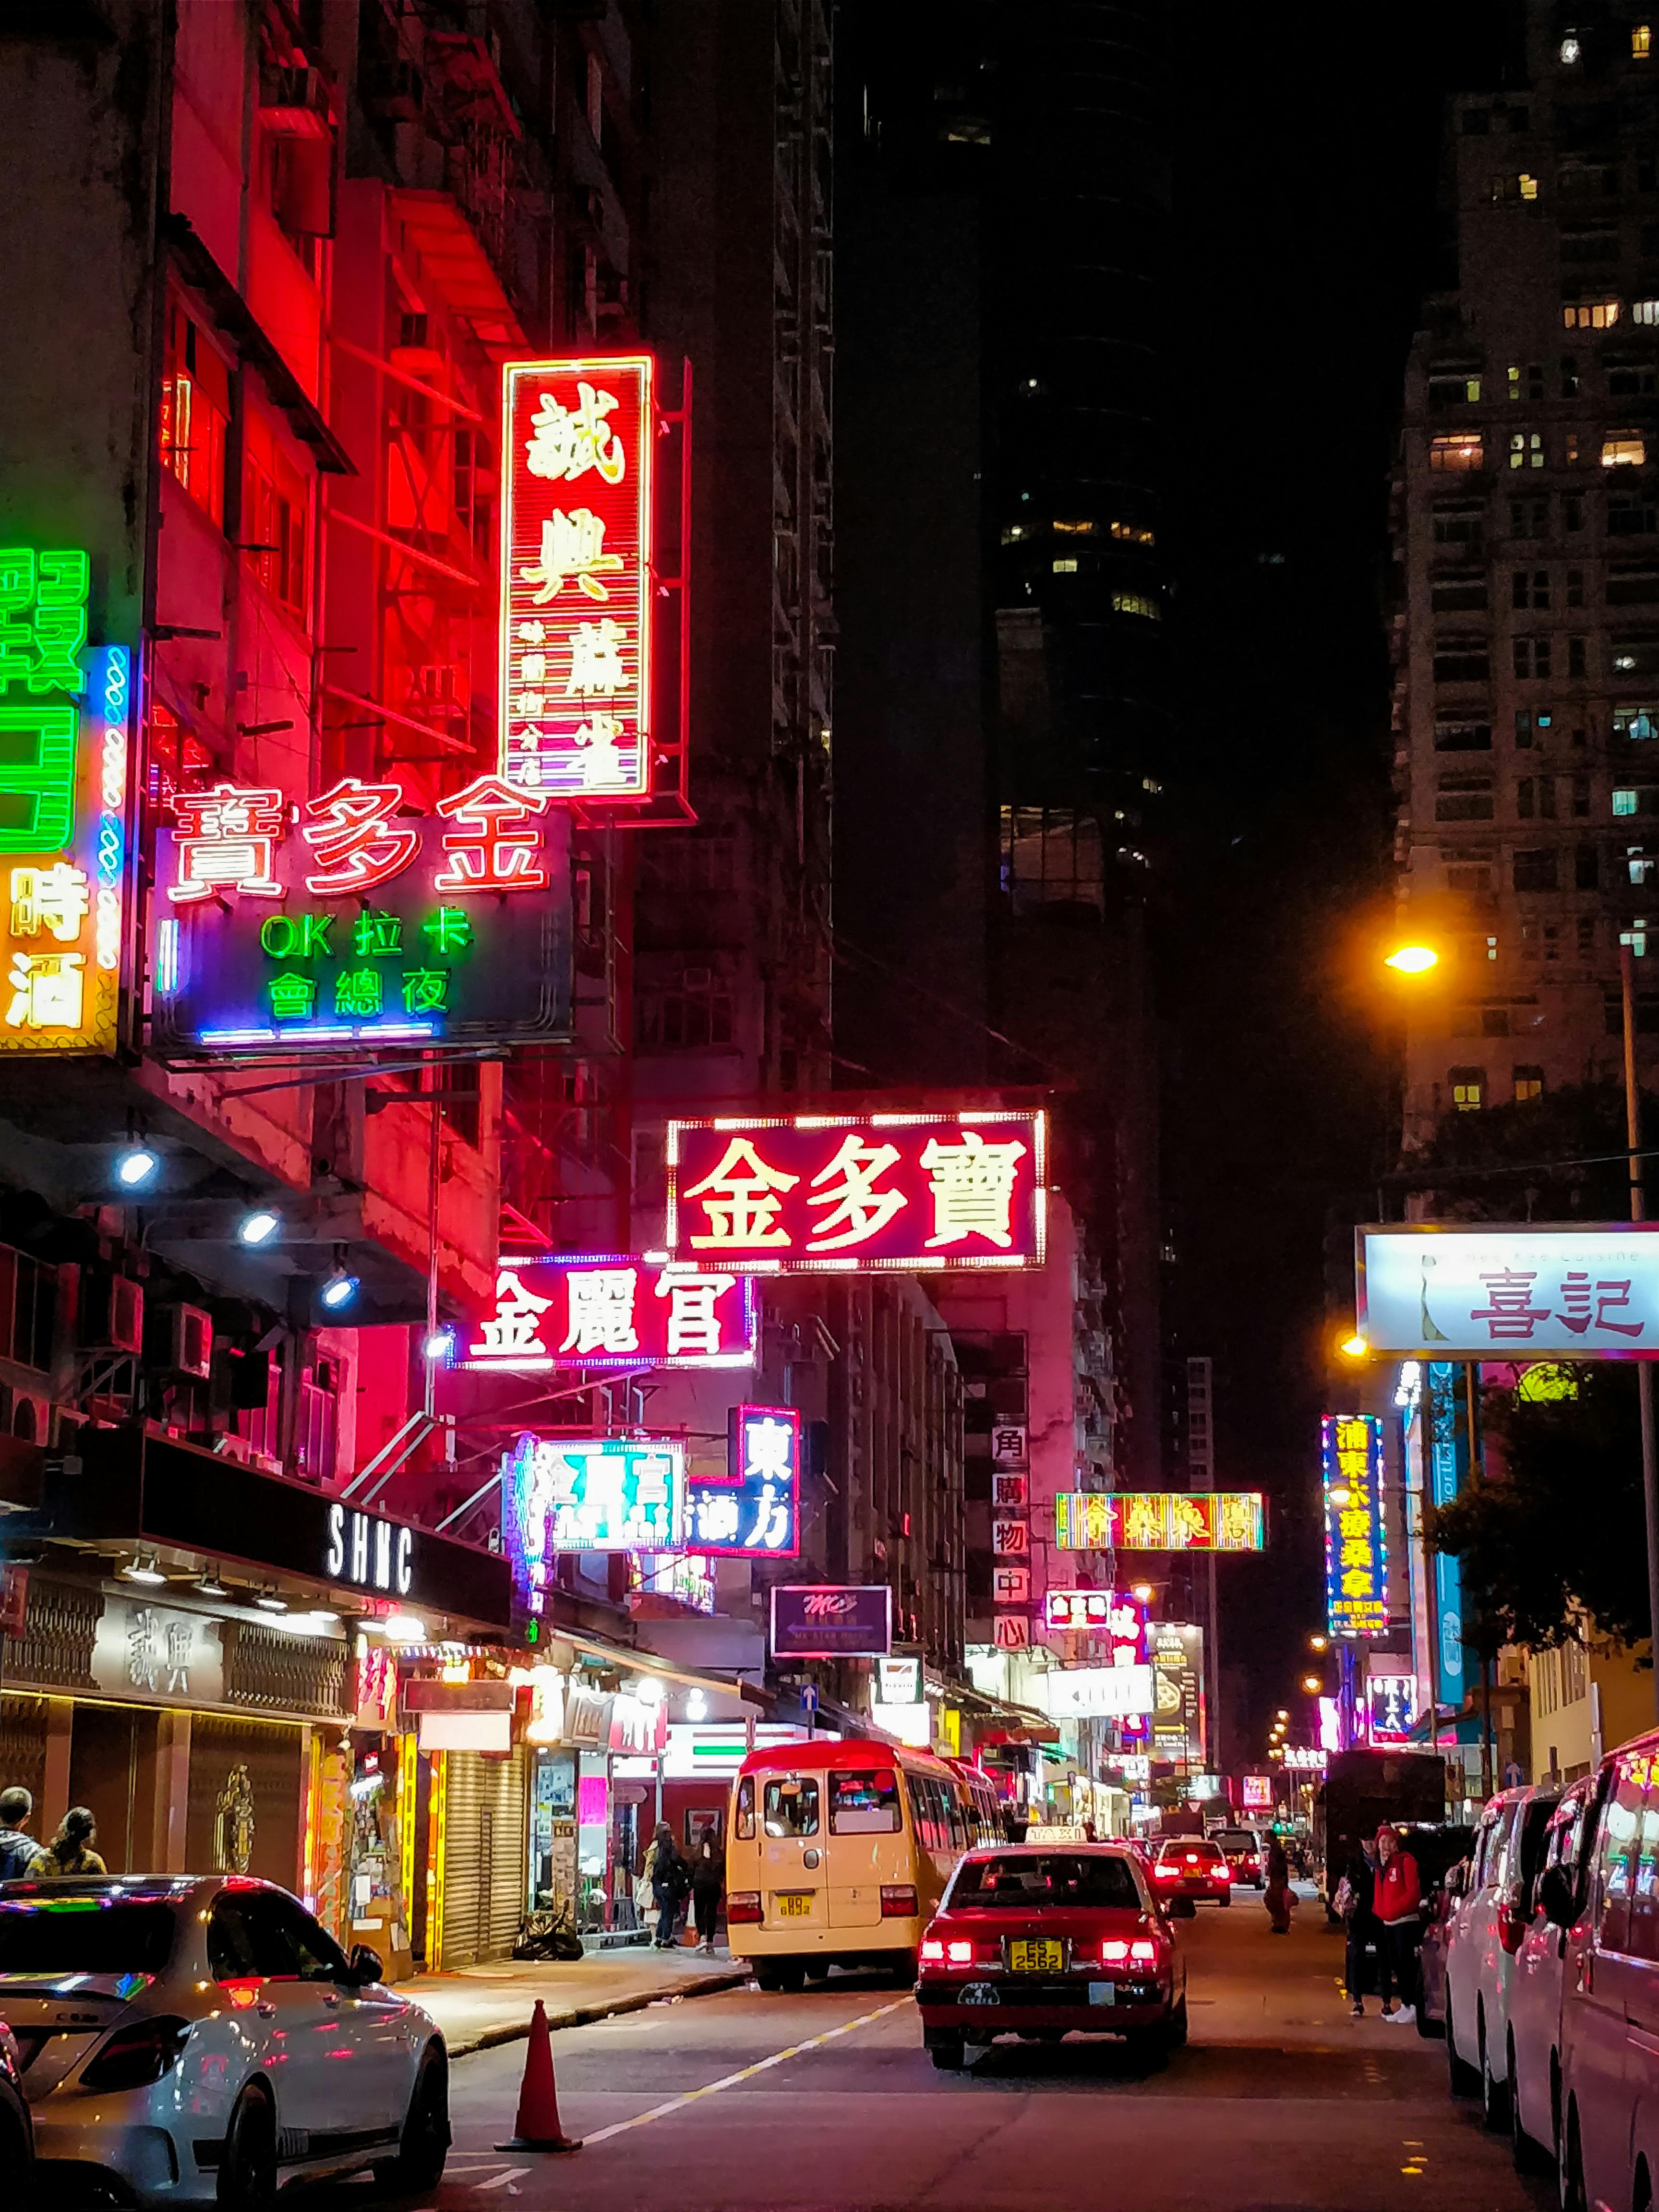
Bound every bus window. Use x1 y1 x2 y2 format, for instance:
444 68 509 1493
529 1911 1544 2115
735 1776 755 1840
946 1786 970 1850
763 1776 820 1838
830 1768 902 1834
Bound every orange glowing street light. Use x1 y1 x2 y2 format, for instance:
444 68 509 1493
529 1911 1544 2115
1301 1673 1323 1695
1384 943 1439 975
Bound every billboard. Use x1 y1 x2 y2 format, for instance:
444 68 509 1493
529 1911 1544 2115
1426 1361 1469 1709
464 1254 757 1372
505 1434 685 1606
1322 1413 1388 1638
1242 1774 1274 1812
664 1110 1046 1274
152 775 571 1051
1358 1224 1659 1358
499 355 655 800
1368 1674 1418 1745
1149 1623 1204 1765
1039 1665 1155 1719
1054 1492 1265 1552
1042 1589 1147 1657
682 1405 801 1559
0 547 132 1056
769 1584 892 1660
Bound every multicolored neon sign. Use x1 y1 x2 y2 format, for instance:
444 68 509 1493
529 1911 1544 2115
151 773 571 1051
505 1433 685 1609
1054 1492 1266 1551
682 1404 802 1559
1043 1588 1148 1655
664 1110 1047 1274
463 1253 757 1372
499 355 654 800
0 548 131 1055
1322 1413 1388 1638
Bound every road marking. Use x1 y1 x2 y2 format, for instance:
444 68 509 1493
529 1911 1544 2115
580 1996 911 2147
473 2167 531 2189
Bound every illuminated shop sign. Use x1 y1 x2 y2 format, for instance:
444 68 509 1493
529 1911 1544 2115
1054 1492 1265 1551
1043 1589 1148 1654
664 1110 1046 1274
152 774 572 1051
1040 1666 1156 1719
1242 1774 1274 1812
464 1253 757 1371
769 1584 892 1660
499 355 654 800
324 1503 415 1597
0 548 131 1056
682 1404 801 1558
1368 1674 1417 1744
1283 1745 1326 1772
505 1435 685 1608
1322 1413 1388 1638
1149 1623 1204 1765
1358 1224 1659 1358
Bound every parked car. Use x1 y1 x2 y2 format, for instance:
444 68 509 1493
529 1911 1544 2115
1432 1784 1560 2128
0 2014 35 2189
915 1843 1186 2070
0 1874 448 2207
1148 1836 1232 1909
1507 1777 1594 2177
1209 1828 1264 1887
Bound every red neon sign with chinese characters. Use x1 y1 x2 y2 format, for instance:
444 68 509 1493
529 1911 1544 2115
462 1254 758 1372
499 355 654 802
664 1110 1047 1274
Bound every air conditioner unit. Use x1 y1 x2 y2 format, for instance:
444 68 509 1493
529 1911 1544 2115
259 64 332 138
170 1305 213 1381
109 1278 144 1356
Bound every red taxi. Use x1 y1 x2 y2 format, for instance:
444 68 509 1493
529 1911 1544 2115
915 1844 1187 2070
1150 1835 1232 1908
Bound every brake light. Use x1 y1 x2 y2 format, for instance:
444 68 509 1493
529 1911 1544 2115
880 1884 918 1917
1130 1939 1158 1964
1153 1863 1178 1879
947 1939 974 1964
1101 1939 1129 1962
80 2015 191 2092
920 1938 945 1962
726 1892 763 1924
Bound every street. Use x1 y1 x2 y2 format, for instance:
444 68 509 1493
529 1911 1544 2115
319 1897 1551 2212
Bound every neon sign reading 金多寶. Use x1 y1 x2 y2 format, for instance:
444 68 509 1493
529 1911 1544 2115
0 547 132 1056
499 357 654 801
463 1253 758 1372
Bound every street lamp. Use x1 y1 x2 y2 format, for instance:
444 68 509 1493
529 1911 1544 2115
1383 943 1439 974
1301 1674 1323 1696
1309 1634 1328 1652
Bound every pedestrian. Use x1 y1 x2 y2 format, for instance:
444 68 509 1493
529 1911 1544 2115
689 1820 725 1956
1373 1824 1423 2023
0 1787 44 1881
41 1805 105 1876
1263 1836 1295 1935
1335 1838 1380 2017
649 1820 688 1948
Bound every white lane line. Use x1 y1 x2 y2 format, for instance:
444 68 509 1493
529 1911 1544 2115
579 1996 911 2147
473 2167 531 2189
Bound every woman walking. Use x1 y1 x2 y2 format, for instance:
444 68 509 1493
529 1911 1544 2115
649 1820 689 1949
689 1820 725 1956
1263 1835 1295 1934
41 1806 106 1875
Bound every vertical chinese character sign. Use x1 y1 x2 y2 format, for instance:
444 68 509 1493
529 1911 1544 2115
0 548 130 1055
500 357 654 800
1322 1413 1388 1638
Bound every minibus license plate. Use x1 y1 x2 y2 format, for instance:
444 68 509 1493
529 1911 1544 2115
776 1893 813 1918
1009 1938 1063 1973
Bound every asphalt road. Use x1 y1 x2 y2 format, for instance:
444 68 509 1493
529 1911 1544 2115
311 1889 1553 2212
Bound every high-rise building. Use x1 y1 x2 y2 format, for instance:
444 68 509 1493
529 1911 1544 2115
1395 2 1659 1140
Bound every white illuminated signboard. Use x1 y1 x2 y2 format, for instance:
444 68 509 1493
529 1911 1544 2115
1358 1224 1659 1358
1039 1665 1155 1719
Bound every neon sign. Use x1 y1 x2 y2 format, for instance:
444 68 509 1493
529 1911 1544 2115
664 1110 1047 1274
505 1433 685 1605
499 356 654 800
682 1404 801 1558
0 547 131 1055
463 1253 757 1372
151 772 572 1051
1054 1493 1266 1551
1322 1413 1388 1638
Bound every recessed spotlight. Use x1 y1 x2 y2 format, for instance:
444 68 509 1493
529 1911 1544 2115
115 1147 159 1189
194 1566 228 1598
320 1268 359 1311
120 1554 167 1586
254 1589 288 1613
239 1209 280 1247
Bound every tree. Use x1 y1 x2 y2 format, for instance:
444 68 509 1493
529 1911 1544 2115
1409 1078 1647 1224
1424 1365 1651 1657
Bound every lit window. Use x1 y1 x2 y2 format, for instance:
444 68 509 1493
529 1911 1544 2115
1635 23 1652 56
1634 301 1659 325
1052 558 1078 574
1513 1067 1545 1102
1510 430 1545 469
1109 520 1155 545
1562 299 1621 328
1111 591 1161 621
1561 32 1581 64
241 409 310 619
1604 436 1649 467
1615 705 1659 741
1430 433 1484 470
1000 525 1030 544
1632 849 1656 884
1615 788 1639 815
1449 1067 1486 1111
1491 174 1539 203
160 297 230 528
1053 519 1096 536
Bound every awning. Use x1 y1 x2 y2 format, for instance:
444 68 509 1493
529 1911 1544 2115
563 1627 767 1710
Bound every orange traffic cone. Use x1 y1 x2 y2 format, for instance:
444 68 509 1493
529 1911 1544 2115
495 1999 582 2152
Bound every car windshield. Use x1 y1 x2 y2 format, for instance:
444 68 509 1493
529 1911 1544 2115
1161 1841 1224 1864
947 1853 1143 1911
0 1896 176 1975
1214 1832 1256 1850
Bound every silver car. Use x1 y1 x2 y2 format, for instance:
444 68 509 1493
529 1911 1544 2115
0 1873 448 2206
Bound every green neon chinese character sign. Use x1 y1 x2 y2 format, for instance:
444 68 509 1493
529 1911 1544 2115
353 909 403 957
334 967 382 1017
423 906 473 955
259 912 335 959
0 548 90 854
268 972 317 1021
401 967 449 1014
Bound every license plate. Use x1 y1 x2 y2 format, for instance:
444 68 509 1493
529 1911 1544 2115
1008 1938 1064 1973
962 1984 999 2006
774 1892 813 1918
1087 1981 1117 2008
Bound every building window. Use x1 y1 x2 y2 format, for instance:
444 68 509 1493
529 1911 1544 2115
1615 703 1659 741
1510 431 1546 469
1577 842 1600 887
1431 433 1484 471
1481 1006 1511 1037
159 297 230 528
1108 519 1154 544
636 974 735 1049
1569 635 1588 677
1614 636 1659 676
1562 357 1581 399
1615 788 1642 814
1429 368 1483 406
1512 568 1551 609
1514 637 1552 679
1434 775 1494 821
1633 300 1659 325
1604 435 1648 468
1052 557 1078 573
1611 362 1659 401
1637 23 1654 55
241 409 310 619
1433 570 1489 611
1567 567 1585 606
1111 590 1160 620
1491 174 1539 203
1610 491 1659 534
1563 299 1621 328
1631 848 1656 883
1573 774 1591 817
1514 848 1559 890
1432 502 1485 549
1514 1065 1546 1101
1449 1067 1486 1110
1517 776 1534 818
1434 720 1492 751
1608 567 1659 605
1510 496 1550 538
1446 860 1494 893
144 701 216 809
1577 911 1597 954
1562 223 1619 264
1435 637 1491 682
1053 519 1097 536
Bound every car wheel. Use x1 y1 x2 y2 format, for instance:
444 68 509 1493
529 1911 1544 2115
804 1961 830 1982
1446 1994 1479 2096
374 2049 450 2193
775 1959 806 1993
1414 1994 1443 2040
1559 2096 1587 2212
1166 1997 1189 2050
753 1960 783 1992
1509 2034 1550 2176
218 2080 278 2212
929 2035 964 2071
1479 2013 1510 2133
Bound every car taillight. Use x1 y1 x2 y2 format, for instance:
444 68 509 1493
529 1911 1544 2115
920 1937 945 1962
946 1940 974 1964
1101 1939 1130 1962
1153 1863 1178 1879
726 1891 763 1924
880 1885 918 1917
1130 1939 1158 1964
81 2015 191 2092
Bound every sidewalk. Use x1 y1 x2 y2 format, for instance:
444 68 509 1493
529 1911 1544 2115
411 1943 749 2057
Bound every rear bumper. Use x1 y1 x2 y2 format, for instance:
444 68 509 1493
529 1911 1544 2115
33 2111 209 2205
730 1922 917 1959
918 1979 1170 2034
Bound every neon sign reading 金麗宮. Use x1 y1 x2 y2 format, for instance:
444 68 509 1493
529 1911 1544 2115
499 356 654 801
151 773 572 1052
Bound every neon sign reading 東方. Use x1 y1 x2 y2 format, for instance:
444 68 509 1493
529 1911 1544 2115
664 1110 1047 1275
464 1253 758 1371
151 773 572 1052
499 356 654 800
681 1405 802 1559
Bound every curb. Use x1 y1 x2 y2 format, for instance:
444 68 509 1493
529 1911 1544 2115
445 1970 750 2058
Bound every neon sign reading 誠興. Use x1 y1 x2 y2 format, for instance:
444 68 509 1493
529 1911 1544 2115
499 357 654 800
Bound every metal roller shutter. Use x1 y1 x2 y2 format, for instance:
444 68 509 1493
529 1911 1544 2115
443 1749 527 1968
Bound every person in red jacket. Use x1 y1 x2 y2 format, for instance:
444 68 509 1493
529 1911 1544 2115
1373 1824 1423 2022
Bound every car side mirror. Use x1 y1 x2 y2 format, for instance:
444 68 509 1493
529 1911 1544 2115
1539 1866 1575 1931
347 1944 384 1987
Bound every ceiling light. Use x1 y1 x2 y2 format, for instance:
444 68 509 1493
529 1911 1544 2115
254 1589 288 1612
194 1567 228 1598
685 1688 708 1721
320 1268 359 1311
115 1147 159 1189
382 1612 427 1645
239 1209 280 1247
120 1554 166 1586
423 1326 455 1362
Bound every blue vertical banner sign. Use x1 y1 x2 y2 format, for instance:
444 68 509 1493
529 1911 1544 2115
1425 1362 1468 1711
